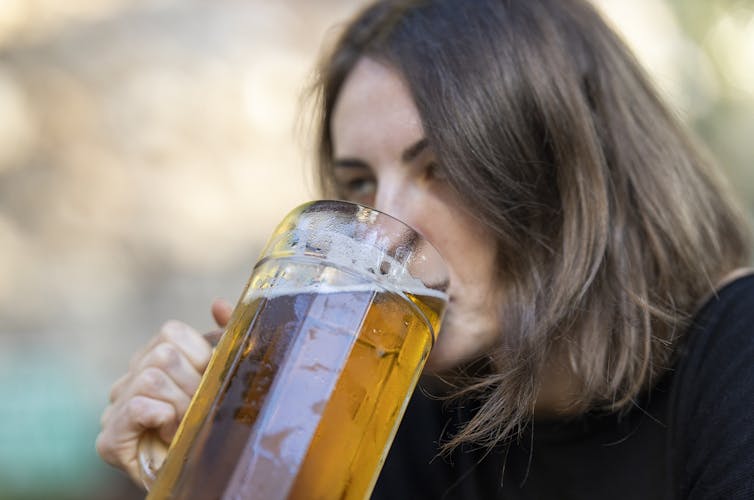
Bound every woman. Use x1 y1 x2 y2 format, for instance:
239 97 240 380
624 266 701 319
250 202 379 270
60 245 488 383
97 0 754 497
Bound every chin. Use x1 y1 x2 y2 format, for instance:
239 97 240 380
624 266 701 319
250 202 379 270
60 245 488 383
424 329 476 373
423 313 500 374
423 347 456 374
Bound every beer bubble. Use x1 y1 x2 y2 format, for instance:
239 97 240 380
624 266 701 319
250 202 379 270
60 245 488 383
260 427 296 457
148 207 448 498
311 400 327 415
299 362 334 373
279 226 446 296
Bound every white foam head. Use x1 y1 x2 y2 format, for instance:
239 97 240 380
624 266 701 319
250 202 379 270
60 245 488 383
250 202 449 303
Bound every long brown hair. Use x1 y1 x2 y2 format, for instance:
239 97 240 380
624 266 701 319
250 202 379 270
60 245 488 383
310 0 752 450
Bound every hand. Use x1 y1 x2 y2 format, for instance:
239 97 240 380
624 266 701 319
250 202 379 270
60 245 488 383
96 299 233 486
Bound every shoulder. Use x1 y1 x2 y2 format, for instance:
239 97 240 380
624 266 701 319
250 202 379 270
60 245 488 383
679 273 754 374
669 273 754 499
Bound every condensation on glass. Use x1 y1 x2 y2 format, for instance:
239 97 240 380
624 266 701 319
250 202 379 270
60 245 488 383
140 200 448 500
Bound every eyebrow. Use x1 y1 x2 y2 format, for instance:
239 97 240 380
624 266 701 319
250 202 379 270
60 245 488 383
333 158 369 169
402 138 429 163
333 138 430 169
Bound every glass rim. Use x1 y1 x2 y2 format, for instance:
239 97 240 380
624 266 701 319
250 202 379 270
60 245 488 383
274 199 450 294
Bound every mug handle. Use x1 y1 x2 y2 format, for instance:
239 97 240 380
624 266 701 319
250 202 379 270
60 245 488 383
137 430 168 491
136 329 224 490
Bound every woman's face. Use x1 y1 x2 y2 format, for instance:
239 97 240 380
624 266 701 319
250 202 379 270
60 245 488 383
330 57 502 371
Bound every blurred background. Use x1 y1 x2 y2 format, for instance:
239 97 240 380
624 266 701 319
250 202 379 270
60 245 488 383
0 0 752 498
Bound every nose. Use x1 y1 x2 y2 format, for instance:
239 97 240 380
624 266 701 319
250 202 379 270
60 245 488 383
372 175 423 237
371 175 446 291
373 175 407 221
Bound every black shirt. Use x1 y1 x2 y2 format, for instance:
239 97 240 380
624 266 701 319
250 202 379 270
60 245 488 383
373 275 754 499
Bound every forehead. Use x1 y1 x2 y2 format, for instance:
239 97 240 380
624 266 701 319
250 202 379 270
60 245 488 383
330 57 424 158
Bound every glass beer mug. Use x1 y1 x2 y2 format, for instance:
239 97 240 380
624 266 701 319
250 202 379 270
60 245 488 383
139 200 448 500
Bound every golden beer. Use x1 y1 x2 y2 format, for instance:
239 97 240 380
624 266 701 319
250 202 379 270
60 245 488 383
144 201 448 500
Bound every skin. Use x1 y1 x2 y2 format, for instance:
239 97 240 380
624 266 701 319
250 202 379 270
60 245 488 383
96 306 230 485
332 58 583 415
96 57 516 485
95 42 754 484
329 57 503 372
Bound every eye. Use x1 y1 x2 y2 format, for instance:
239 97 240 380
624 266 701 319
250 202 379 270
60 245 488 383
346 177 377 198
423 162 447 182
333 170 377 204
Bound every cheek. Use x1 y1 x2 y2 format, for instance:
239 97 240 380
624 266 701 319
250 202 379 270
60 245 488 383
427 216 497 286
393 185 497 289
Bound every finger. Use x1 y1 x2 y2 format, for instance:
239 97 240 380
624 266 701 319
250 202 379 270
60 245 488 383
127 366 193 417
203 329 224 346
211 299 233 328
138 429 170 484
109 373 131 403
129 319 214 374
96 395 176 471
128 333 165 372
157 418 180 443
122 398 175 482
156 320 213 371
101 403 114 427
134 345 203 398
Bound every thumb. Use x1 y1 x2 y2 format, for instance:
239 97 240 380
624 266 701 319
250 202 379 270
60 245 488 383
211 299 233 328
